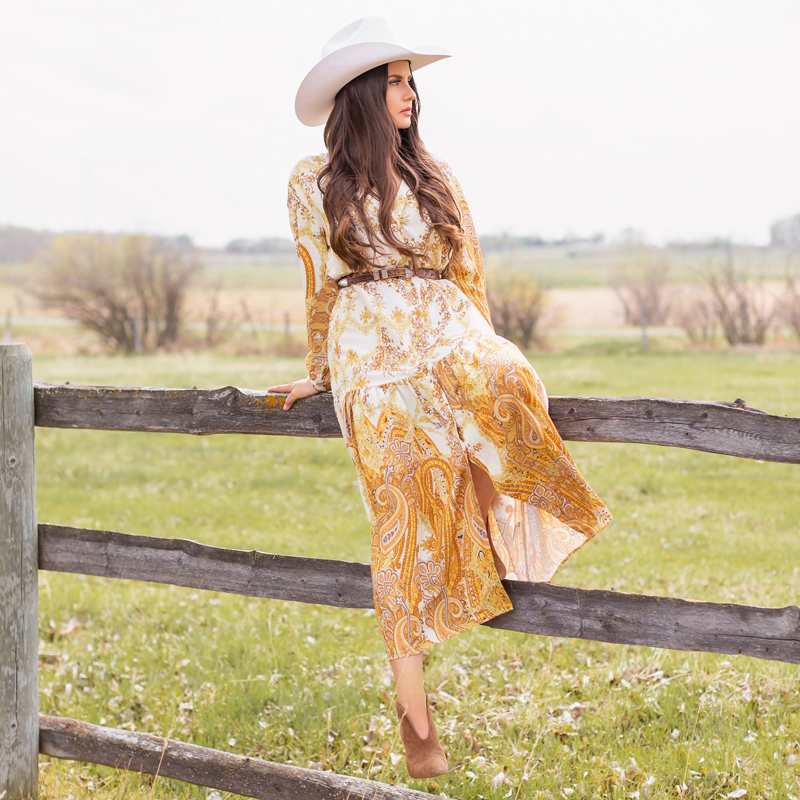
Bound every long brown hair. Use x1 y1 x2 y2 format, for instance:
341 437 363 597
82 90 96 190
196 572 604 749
318 62 464 274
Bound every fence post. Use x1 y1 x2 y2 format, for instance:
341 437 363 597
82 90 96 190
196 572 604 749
0 343 38 799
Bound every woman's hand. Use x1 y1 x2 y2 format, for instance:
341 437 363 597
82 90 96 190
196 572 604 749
267 377 320 410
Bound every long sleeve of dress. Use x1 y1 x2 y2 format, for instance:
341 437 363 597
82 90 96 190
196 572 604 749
439 162 495 331
287 159 338 392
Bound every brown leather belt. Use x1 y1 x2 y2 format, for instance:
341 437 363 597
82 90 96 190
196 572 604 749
336 267 444 288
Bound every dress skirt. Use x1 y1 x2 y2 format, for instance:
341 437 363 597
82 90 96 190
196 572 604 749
328 274 612 660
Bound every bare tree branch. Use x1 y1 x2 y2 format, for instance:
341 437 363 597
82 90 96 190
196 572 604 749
486 277 548 349
33 234 199 353
703 249 776 345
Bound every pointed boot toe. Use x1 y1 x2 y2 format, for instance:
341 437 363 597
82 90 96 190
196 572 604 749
396 695 449 779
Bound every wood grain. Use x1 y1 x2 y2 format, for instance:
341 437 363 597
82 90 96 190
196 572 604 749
548 396 800 463
1 344 39 800
33 382 342 438
38 524 373 608
33 383 800 463
39 715 440 800
487 581 800 664
39 524 800 665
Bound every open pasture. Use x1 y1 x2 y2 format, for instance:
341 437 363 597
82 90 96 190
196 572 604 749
4 245 797 345
28 342 800 799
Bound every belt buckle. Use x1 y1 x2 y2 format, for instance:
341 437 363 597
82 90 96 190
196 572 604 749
372 268 390 281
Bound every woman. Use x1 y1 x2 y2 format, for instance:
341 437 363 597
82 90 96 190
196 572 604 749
269 17 611 780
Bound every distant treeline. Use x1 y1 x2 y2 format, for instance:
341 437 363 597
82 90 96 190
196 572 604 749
771 213 800 249
0 225 56 262
0 225 194 263
224 237 296 254
213 226 800 254
4 217 799 264
480 233 605 251
223 233 609 255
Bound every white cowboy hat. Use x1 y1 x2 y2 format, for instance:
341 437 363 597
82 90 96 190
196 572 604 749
295 16 451 127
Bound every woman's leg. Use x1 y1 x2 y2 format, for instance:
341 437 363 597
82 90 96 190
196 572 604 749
388 463 499 741
468 460 506 579
390 653 428 737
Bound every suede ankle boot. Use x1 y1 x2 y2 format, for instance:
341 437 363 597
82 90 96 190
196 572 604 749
395 695 448 779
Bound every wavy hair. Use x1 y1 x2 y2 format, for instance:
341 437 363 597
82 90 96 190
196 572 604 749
317 62 464 274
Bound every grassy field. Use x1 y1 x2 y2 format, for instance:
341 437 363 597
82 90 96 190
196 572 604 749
483 244 797 290
3 248 798 364
3 244 796 320
28 341 800 799
193 245 799 291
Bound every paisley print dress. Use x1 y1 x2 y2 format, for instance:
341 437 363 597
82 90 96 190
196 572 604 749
288 153 611 660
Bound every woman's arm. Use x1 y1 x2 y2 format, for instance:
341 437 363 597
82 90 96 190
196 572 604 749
276 158 338 402
439 161 495 330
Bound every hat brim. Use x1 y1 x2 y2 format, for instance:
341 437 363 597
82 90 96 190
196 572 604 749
295 42 451 127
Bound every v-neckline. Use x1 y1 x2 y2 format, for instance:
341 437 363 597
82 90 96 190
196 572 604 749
390 172 407 199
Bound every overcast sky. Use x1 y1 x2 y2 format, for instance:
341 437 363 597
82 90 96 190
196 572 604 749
1 0 798 247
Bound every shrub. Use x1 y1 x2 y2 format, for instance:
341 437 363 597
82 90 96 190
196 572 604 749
611 246 672 327
779 261 800 342
673 288 719 346
702 251 776 345
486 276 548 349
34 234 199 353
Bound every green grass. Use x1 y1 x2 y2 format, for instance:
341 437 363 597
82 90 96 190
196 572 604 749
5 244 797 302
32 345 800 799
195 246 799 291
197 258 304 291
486 245 797 289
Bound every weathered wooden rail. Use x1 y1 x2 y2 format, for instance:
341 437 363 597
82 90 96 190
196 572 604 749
2 343 799 798
39 524 800 664
39 715 435 800
34 381 800 462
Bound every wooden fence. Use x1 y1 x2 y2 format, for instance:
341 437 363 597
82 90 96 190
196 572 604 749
2 341 799 799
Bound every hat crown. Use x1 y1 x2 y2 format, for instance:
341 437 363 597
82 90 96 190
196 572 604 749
296 16 449 126
321 17 401 59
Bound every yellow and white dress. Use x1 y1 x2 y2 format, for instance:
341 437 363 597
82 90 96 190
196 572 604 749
288 153 611 660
